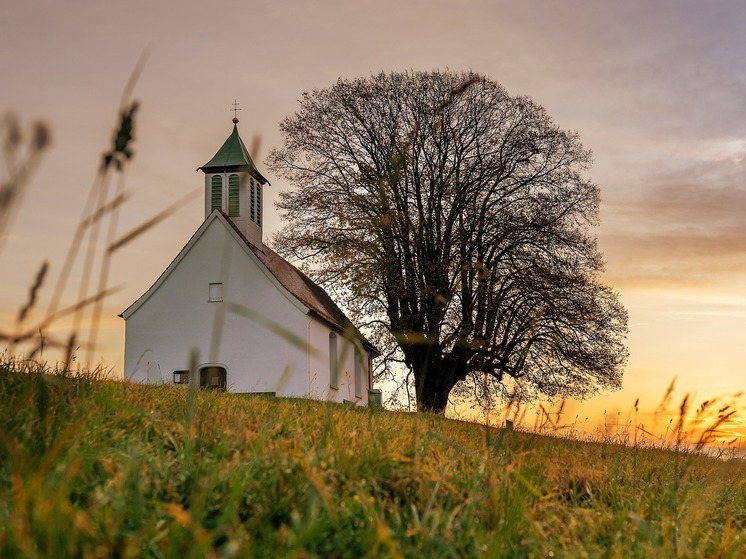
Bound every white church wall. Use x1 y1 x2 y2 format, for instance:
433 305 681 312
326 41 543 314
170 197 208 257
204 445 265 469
308 318 370 406
124 216 308 397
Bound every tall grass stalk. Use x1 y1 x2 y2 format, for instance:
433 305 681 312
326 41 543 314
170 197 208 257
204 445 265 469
1 55 199 369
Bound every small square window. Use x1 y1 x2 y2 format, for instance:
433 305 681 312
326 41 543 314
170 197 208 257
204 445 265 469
209 283 223 302
173 370 189 384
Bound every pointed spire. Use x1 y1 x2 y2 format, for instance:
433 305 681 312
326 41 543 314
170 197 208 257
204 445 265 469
197 121 268 184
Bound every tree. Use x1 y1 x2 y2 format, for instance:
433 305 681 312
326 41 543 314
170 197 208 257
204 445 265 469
268 70 628 414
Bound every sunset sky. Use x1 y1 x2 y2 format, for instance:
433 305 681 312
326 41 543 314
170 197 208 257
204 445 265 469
2 0 745 444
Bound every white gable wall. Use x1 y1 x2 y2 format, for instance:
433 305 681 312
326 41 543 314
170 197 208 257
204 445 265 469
123 216 309 396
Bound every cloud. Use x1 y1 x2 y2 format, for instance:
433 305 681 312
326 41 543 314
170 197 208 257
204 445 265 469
600 153 746 290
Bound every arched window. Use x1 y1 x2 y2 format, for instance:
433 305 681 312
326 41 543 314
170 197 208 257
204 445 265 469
354 347 363 398
329 332 338 389
199 365 227 390
228 174 240 217
250 179 255 222
211 175 222 211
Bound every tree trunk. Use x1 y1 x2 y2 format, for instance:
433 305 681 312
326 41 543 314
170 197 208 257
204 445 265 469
413 360 457 414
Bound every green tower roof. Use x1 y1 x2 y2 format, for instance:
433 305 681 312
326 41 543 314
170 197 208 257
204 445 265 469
198 122 268 184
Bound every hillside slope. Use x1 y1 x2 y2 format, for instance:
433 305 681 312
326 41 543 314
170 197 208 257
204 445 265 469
0 364 744 558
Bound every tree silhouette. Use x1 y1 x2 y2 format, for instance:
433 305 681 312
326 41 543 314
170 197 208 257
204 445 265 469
269 70 627 413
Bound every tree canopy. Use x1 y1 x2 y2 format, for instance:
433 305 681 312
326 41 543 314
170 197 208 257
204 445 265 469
268 70 628 413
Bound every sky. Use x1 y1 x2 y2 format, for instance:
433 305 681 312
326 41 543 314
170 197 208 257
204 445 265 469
2 0 745 446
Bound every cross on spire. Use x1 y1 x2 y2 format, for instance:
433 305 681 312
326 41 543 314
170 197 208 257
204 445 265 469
231 99 241 123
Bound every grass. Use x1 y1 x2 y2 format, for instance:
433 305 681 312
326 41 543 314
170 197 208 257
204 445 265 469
1 359 744 558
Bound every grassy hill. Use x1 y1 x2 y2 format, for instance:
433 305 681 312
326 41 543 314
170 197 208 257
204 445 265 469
0 361 744 558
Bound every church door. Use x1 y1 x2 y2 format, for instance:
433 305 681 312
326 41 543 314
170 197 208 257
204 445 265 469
199 366 227 390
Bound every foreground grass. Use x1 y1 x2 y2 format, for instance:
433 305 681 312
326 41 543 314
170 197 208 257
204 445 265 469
0 364 744 558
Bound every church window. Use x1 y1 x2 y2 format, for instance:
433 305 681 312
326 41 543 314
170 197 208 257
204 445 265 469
250 179 255 221
257 184 262 226
211 176 222 211
173 370 189 384
354 347 363 398
209 282 223 302
228 174 240 217
329 332 338 389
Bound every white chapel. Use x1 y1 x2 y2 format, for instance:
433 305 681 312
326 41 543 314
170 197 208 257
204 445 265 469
120 117 379 405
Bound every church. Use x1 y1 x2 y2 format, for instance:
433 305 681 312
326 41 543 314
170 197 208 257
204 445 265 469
120 117 380 406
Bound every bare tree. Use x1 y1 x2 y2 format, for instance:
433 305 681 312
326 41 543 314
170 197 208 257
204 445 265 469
268 70 627 413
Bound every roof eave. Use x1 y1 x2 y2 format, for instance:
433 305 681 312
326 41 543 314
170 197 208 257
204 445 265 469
196 165 269 185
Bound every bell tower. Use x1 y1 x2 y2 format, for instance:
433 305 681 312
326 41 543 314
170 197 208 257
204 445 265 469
197 110 269 247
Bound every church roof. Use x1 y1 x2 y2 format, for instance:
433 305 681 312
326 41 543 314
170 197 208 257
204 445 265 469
198 123 269 183
218 211 379 355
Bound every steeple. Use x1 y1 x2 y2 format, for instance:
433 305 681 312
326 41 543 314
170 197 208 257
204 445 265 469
198 113 269 247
